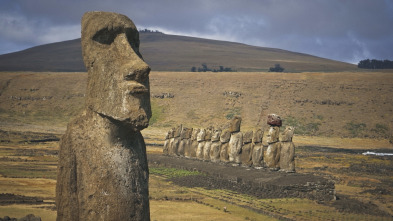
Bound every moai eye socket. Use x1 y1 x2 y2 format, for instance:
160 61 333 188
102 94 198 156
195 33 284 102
92 28 122 45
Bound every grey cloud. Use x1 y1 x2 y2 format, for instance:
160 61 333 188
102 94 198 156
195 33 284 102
1 0 392 63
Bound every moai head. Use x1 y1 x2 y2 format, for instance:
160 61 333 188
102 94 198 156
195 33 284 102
220 130 231 143
197 129 206 142
267 114 282 127
174 125 182 138
243 131 253 144
186 128 193 139
252 129 263 143
229 116 242 133
211 129 222 142
191 128 200 141
280 126 295 142
81 12 151 130
266 126 280 143
165 130 170 139
181 127 192 140
205 126 213 141
169 127 175 138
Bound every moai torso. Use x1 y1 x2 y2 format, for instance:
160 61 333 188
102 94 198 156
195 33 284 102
183 128 193 158
163 129 171 155
252 129 264 167
190 128 200 158
168 127 176 155
210 129 222 162
279 126 295 173
228 117 243 164
172 125 182 156
196 129 206 160
219 130 231 162
203 127 213 160
178 127 190 157
241 131 254 166
265 126 281 169
57 12 151 221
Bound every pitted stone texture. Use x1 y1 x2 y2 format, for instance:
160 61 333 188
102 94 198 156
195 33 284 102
240 131 253 166
265 126 281 170
252 129 263 144
57 12 151 221
280 126 296 173
219 130 231 162
252 129 264 167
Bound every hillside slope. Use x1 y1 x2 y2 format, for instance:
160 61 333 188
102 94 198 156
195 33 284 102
0 32 357 72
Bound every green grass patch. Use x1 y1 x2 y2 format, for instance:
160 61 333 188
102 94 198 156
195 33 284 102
149 99 165 126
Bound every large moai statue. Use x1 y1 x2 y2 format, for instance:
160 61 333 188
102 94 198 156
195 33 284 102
264 114 282 170
190 128 200 158
279 126 296 173
179 127 192 157
252 129 264 167
219 130 231 162
163 129 172 155
196 129 206 160
209 129 222 162
172 124 182 156
168 127 176 155
241 131 254 167
56 12 151 221
203 126 213 160
228 117 243 164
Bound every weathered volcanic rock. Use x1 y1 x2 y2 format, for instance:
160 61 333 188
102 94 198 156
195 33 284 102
279 126 296 173
219 130 231 162
241 131 254 166
56 11 151 221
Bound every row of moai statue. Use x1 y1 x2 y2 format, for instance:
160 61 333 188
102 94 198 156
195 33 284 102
163 115 295 172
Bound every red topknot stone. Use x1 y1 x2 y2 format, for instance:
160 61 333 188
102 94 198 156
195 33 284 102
267 114 282 127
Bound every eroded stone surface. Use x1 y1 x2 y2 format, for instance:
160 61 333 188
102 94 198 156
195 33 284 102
280 126 295 172
210 129 222 162
252 129 264 167
56 11 150 221
265 126 281 170
241 131 253 166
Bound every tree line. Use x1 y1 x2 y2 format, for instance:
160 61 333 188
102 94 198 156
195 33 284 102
191 64 235 72
358 59 393 69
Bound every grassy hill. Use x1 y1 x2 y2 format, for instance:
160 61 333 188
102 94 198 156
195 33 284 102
1 71 392 140
0 32 357 72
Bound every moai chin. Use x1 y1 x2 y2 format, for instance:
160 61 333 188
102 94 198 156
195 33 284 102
56 11 151 221
252 129 264 167
265 114 282 170
210 129 222 162
219 130 231 162
240 131 254 167
228 117 243 164
203 127 213 160
196 129 206 160
279 126 296 173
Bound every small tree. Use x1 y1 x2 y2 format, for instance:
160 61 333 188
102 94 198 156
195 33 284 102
269 64 284 72
191 66 197 72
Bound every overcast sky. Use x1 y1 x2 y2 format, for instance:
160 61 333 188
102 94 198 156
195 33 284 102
1 0 393 64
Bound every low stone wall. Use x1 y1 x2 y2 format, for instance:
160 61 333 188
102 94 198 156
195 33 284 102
148 154 336 202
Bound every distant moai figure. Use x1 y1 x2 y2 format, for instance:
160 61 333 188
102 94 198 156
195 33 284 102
190 128 200 158
279 126 296 173
178 127 191 156
168 127 176 155
229 117 243 164
252 129 264 167
264 114 282 170
163 129 173 155
56 12 151 220
241 131 254 166
172 124 182 156
196 129 206 160
203 126 213 160
210 128 222 162
219 130 231 162
183 128 193 158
